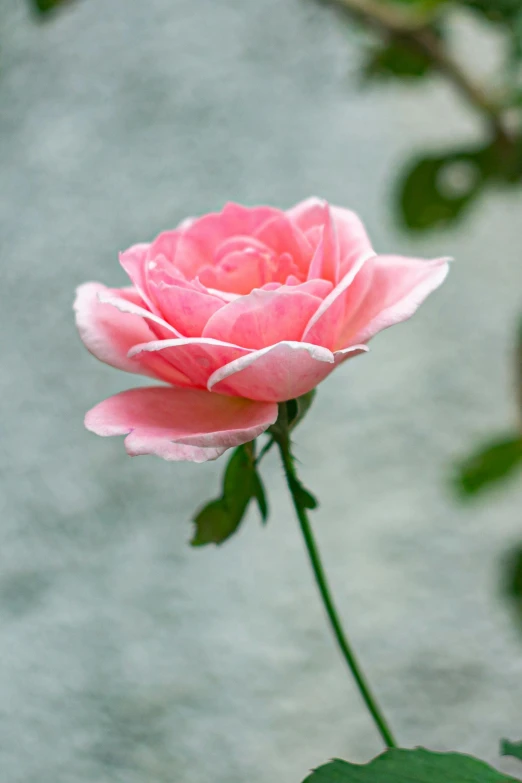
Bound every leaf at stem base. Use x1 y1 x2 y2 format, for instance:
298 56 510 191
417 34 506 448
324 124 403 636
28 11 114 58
302 747 519 783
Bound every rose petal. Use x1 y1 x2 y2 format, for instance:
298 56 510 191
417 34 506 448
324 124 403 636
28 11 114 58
119 243 156 310
287 197 374 274
199 243 302 295
302 255 370 350
337 255 450 348
333 205 376 275
176 203 282 278
85 386 278 462
128 337 252 388
74 282 191 386
306 204 340 285
286 197 328 233
97 290 183 341
208 341 366 402
202 289 322 349
150 280 225 337
198 248 269 295
284 278 334 298
213 235 272 264
254 214 312 273
148 230 181 264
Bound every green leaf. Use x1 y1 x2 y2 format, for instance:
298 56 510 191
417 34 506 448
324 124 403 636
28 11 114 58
252 470 269 522
458 0 522 25
453 435 522 498
285 390 317 432
501 542 522 626
222 442 257 517
388 0 448 5
30 0 72 13
287 389 317 430
290 475 319 510
191 499 240 547
501 739 522 761
298 485 318 510
500 542 522 636
397 149 487 231
302 747 519 783
363 39 433 82
191 443 270 546
398 135 522 232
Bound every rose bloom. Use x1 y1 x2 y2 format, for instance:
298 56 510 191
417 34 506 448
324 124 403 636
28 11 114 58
75 199 448 462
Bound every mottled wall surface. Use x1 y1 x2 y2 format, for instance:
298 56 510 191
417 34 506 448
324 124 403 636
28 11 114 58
1 1 522 782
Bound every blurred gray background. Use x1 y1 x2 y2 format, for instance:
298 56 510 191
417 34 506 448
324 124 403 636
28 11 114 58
2 0 522 781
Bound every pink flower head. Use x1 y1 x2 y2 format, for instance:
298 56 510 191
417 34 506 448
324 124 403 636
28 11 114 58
75 198 449 462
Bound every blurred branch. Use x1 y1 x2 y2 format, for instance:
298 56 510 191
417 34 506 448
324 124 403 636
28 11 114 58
333 0 432 32
331 0 513 143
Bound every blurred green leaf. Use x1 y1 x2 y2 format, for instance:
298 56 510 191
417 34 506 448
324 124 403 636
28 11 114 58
390 0 448 5
397 136 522 231
502 543 522 602
397 148 487 231
30 0 72 13
363 39 433 81
302 748 519 783
382 0 450 12
458 0 522 63
501 739 522 761
191 442 268 546
454 435 522 498
457 0 522 25
507 8 522 61
501 543 522 636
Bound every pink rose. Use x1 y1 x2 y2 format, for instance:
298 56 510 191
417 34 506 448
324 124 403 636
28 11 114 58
75 198 448 462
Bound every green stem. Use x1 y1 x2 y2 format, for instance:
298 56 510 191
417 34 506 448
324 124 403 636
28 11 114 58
274 410 397 748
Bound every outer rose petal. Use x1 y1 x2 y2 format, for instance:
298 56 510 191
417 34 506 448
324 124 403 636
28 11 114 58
128 337 252 388
119 243 156 310
85 386 278 462
202 289 322 349
208 341 367 402
74 282 192 386
97 289 183 342
337 255 450 348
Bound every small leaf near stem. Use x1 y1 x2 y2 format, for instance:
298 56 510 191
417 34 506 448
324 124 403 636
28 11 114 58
191 442 268 546
501 738 522 762
191 391 316 544
272 401 397 749
252 470 269 522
